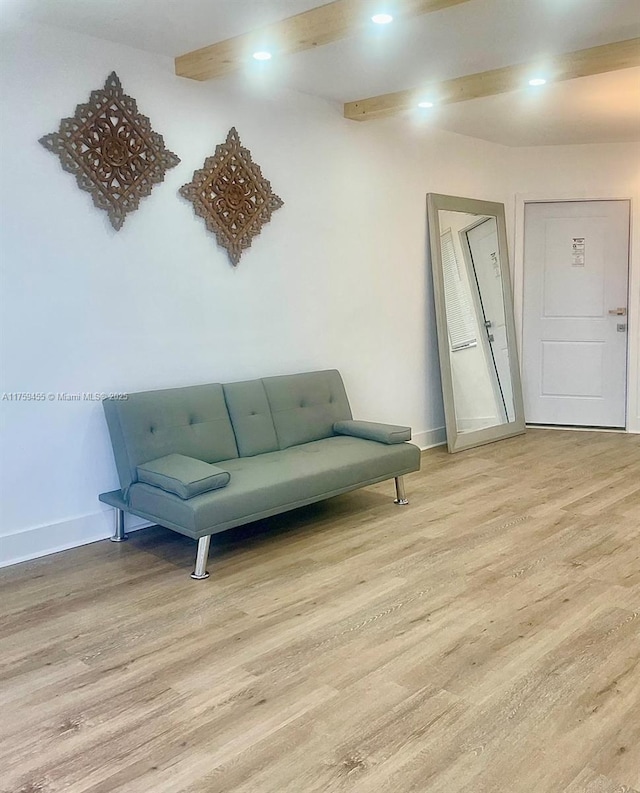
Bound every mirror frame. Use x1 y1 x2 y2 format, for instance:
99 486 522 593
427 193 526 452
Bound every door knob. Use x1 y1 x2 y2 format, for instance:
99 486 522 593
608 307 627 316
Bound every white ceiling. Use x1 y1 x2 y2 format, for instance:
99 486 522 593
7 0 640 147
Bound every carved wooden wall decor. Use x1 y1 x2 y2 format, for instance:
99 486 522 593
39 72 180 230
179 127 284 266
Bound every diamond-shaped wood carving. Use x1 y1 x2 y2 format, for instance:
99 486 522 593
179 127 284 266
39 72 180 230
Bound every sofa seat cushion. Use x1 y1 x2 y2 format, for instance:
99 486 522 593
137 454 230 500
127 435 420 537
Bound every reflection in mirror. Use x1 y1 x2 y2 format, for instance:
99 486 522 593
427 195 525 452
439 210 514 431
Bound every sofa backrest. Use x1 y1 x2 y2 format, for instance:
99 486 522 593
261 370 352 449
223 369 352 455
223 379 279 457
103 370 353 491
103 383 239 492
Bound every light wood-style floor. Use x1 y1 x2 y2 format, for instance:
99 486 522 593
1 429 639 793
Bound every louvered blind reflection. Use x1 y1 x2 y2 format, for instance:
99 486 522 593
440 230 477 351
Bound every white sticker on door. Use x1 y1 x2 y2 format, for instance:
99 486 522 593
571 237 585 266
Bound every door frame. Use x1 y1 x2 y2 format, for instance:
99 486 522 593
513 192 637 433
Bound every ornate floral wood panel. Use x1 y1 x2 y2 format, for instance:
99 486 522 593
39 72 180 230
179 127 284 266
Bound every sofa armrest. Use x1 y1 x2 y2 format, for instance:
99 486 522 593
137 454 230 500
333 420 411 445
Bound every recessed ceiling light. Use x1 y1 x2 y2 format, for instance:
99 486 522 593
371 13 393 24
418 100 434 108
528 78 547 86
252 51 272 61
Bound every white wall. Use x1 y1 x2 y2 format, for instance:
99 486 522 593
0 24 514 565
509 142 640 433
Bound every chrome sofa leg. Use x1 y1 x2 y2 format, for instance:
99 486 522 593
394 476 409 506
110 508 128 542
190 536 211 580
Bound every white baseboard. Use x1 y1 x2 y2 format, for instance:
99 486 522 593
0 511 151 569
413 427 447 449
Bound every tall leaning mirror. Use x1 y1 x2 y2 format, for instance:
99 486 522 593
427 193 526 452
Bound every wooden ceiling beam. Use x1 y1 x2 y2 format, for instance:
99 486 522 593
175 0 474 81
344 37 640 120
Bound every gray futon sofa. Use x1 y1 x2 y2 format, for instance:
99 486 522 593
99 370 421 579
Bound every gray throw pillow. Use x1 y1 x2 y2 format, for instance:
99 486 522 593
333 420 411 444
137 454 230 499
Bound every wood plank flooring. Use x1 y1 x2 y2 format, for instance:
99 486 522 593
1 428 639 793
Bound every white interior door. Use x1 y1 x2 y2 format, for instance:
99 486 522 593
523 200 629 428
